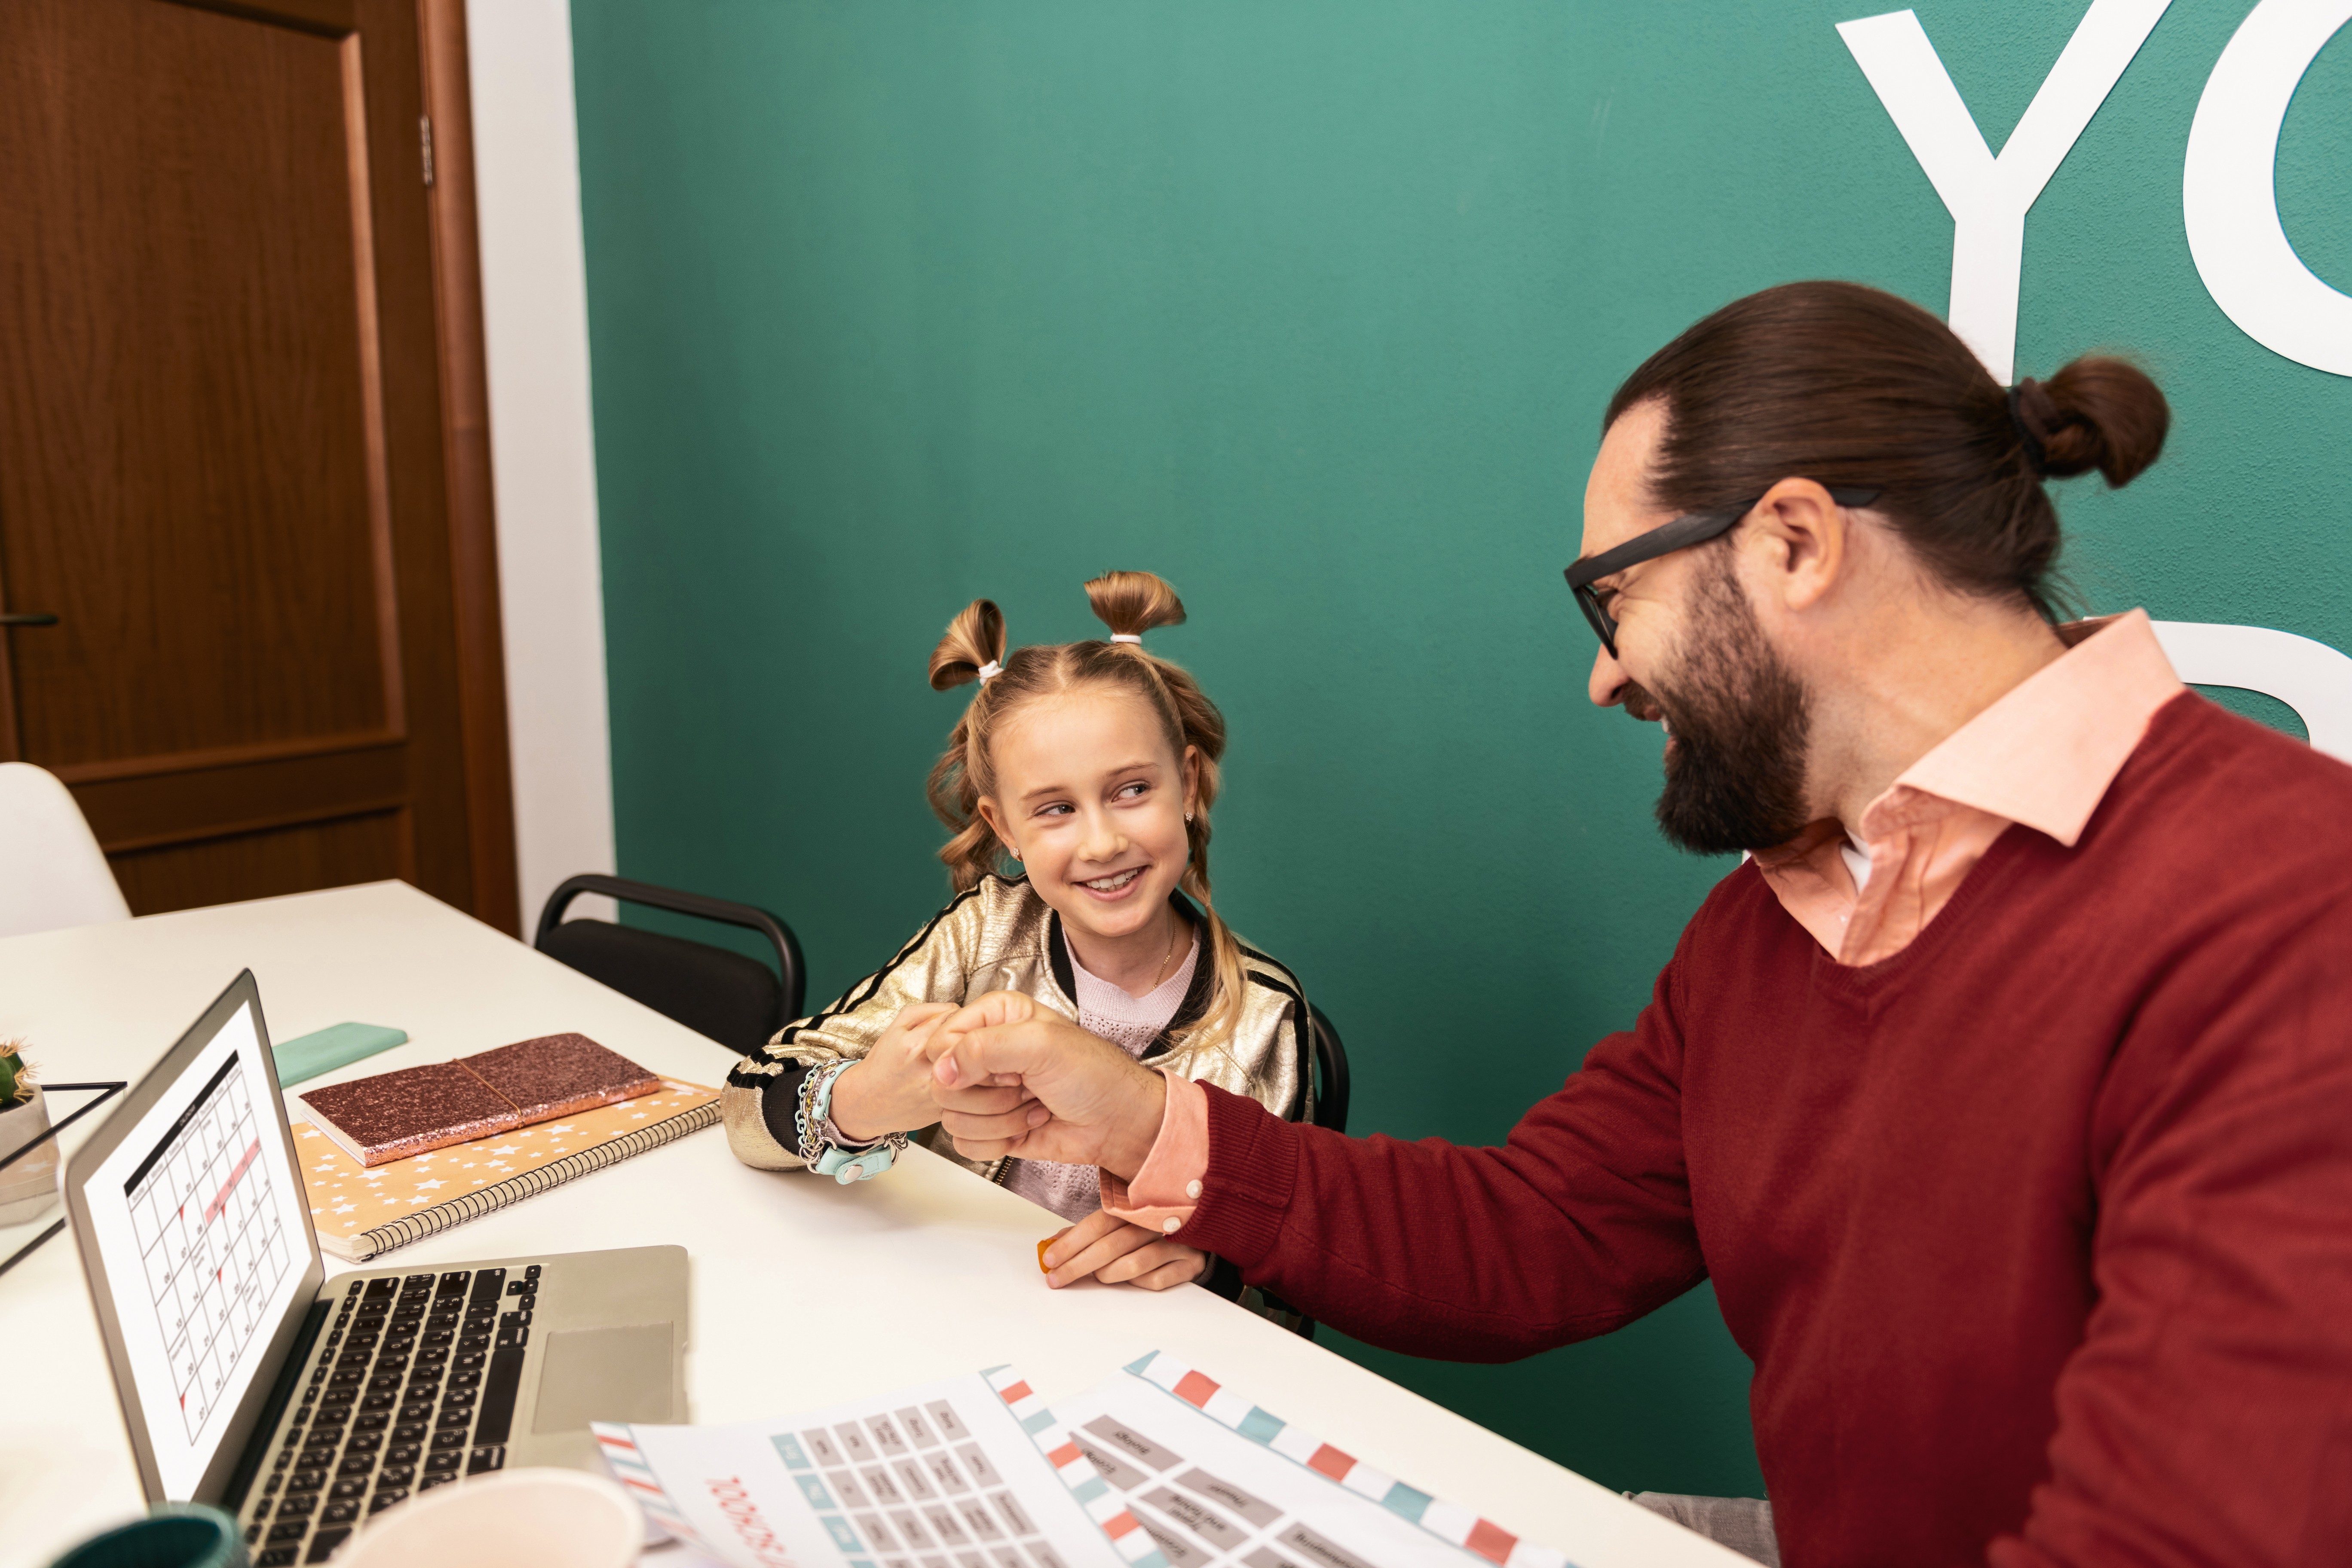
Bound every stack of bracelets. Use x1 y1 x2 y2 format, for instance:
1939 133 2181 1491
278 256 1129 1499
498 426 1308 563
794 1059 910 1182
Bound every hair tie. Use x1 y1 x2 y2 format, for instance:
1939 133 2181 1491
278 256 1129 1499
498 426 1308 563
976 659 1002 684
1109 634 1142 645
2009 382 2052 477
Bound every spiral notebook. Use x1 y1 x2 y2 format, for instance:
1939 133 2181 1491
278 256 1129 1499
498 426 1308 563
291 1077 720 1261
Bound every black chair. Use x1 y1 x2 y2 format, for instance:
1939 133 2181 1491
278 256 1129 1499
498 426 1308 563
1308 1004 1350 1134
534 874 807 1057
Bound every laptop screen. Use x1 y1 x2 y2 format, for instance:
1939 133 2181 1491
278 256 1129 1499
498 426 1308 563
80 998 312 1499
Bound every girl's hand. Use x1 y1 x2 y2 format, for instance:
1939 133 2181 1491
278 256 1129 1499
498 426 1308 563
1039 1209 1210 1291
928 992 1166 1175
827 1002 959 1142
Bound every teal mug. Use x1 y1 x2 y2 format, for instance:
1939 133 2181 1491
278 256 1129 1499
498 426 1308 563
49 1504 246 1568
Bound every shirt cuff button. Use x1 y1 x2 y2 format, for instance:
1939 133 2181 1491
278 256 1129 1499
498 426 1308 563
1185 1180 1202 1200
1161 1216 1182 1234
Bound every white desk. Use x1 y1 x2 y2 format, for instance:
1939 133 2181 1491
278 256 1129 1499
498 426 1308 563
0 882 1737 1568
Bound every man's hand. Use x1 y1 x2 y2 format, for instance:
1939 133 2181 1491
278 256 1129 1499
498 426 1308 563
826 1002 958 1142
925 992 1167 1177
1039 1210 1209 1291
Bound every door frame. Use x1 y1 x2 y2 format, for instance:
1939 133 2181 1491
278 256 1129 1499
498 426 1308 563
418 0 520 935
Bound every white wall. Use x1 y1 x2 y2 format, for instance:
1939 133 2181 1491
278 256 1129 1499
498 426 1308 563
466 0 617 929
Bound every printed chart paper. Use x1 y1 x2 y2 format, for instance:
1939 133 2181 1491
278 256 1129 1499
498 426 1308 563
1045 1353 1574 1568
595 1369 1124 1568
598 1354 1573 1568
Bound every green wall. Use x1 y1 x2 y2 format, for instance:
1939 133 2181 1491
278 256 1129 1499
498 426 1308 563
569 0 2351 1498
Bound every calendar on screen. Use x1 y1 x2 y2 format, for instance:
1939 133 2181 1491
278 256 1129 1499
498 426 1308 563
123 1053 293 1438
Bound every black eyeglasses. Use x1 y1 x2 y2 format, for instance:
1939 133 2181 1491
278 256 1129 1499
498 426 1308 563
1563 487 1880 658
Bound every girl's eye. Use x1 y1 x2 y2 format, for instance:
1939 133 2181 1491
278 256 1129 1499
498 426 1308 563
1114 781 1149 801
1035 802 1073 818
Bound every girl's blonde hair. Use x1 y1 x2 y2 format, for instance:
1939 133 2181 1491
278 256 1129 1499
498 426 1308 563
926 571 1251 1063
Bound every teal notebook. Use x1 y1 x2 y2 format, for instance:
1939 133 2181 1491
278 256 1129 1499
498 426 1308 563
273 1022 408 1087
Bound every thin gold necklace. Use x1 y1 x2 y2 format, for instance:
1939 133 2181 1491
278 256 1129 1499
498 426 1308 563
1148 919 1184 989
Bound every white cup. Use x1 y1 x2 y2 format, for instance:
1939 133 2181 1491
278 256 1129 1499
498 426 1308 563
333 1468 642 1568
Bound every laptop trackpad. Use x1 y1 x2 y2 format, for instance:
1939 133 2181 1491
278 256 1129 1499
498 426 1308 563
530 1323 677 1433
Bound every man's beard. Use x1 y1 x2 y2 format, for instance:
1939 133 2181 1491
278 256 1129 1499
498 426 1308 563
1628 552 1813 856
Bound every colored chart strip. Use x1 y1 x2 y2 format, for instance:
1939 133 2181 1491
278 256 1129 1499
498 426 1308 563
986 1364 1172 1568
1122 1352 1571 1568
594 1425 699 1543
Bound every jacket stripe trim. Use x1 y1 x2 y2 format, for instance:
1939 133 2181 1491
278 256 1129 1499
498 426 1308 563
1246 971 1303 1003
725 877 998 1088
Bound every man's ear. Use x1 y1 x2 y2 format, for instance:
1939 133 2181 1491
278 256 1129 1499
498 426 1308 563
1744 477 1849 613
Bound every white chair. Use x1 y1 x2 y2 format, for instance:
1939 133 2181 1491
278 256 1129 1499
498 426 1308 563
0 762 132 940
2152 622 2352 765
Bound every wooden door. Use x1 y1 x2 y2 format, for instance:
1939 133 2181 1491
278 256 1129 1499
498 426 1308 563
0 0 518 930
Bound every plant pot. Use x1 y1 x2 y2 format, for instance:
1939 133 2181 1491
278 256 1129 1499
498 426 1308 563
0 1084 62 1225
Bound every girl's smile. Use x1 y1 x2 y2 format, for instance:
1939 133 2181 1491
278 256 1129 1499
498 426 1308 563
1075 865 1150 900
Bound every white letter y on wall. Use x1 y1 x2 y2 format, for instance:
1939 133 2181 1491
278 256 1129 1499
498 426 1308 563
1837 2 2172 383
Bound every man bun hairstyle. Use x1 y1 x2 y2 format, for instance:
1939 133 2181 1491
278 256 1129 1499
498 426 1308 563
1606 280 2170 620
924 571 1254 1066
2011 358 2169 486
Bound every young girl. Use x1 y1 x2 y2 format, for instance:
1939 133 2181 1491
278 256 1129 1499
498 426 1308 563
722 571 1312 1293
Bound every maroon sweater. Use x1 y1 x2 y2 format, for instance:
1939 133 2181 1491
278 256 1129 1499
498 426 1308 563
1188 695 2352 1568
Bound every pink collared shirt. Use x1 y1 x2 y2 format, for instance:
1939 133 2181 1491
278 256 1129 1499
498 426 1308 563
1104 609 2188 1231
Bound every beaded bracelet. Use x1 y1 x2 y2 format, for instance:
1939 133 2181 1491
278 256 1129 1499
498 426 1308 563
794 1060 907 1184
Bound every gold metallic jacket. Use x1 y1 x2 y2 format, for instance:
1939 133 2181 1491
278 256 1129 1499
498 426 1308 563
721 874 1310 1182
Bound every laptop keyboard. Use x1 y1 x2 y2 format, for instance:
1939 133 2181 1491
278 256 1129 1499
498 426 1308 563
242 1264 541 1565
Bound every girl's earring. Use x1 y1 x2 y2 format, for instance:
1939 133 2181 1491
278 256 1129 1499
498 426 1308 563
1183 810 1194 823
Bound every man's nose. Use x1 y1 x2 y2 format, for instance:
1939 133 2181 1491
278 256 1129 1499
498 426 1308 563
1588 642 1630 708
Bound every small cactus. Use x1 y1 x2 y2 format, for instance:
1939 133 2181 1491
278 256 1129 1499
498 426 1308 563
0 1041 31 1111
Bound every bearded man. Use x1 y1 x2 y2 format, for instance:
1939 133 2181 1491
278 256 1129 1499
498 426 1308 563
920 282 2352 1568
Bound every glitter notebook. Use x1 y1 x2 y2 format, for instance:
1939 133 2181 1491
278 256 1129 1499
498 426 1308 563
294 1078 721 1260
298 1032 663 1166
462 1032 665 1124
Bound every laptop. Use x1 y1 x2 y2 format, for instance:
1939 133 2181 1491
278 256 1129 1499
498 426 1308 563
62 971 690 1565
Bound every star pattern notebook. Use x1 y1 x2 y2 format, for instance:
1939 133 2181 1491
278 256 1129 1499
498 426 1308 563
293 1078 720 1261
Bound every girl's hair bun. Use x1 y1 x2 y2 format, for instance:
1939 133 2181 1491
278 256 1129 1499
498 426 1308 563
1085 571 1187 640
928 598 1007 691
2029 355 2170 487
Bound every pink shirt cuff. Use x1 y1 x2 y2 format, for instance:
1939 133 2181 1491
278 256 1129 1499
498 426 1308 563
1098 1071 1209 1236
